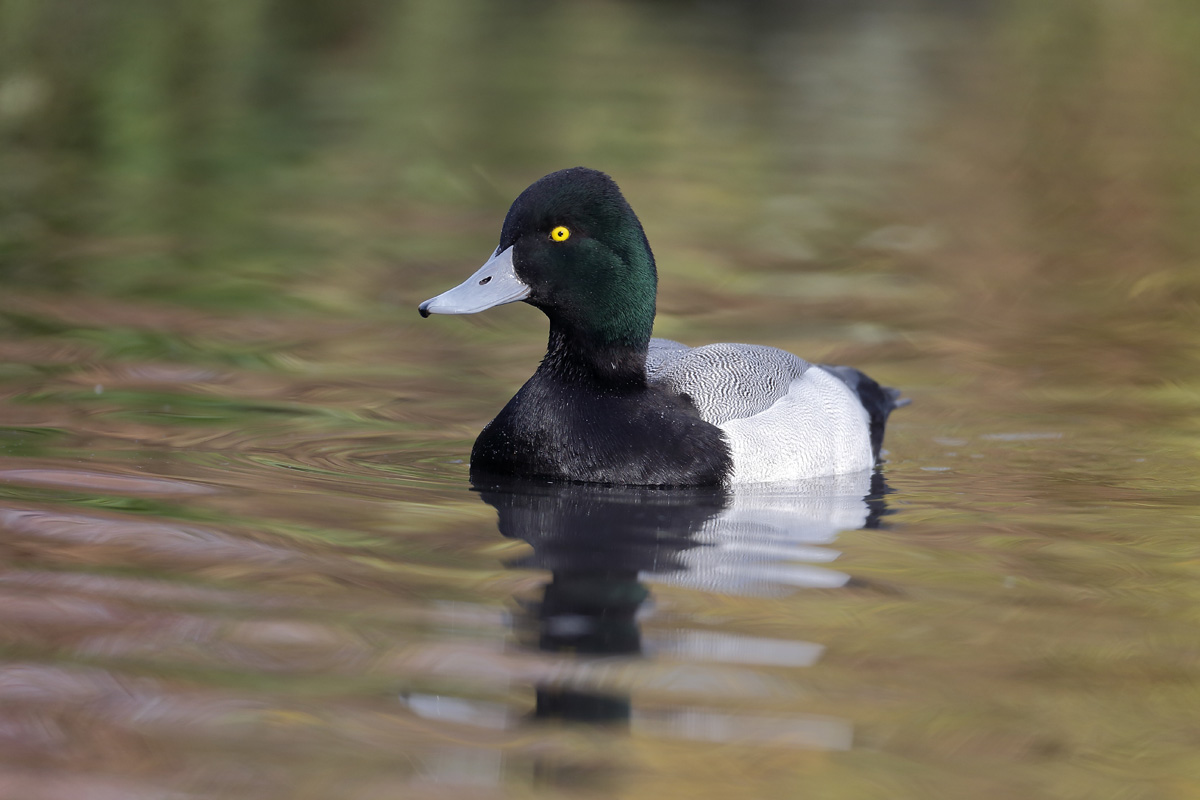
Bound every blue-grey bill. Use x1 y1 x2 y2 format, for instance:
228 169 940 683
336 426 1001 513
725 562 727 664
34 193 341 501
418 246 531 317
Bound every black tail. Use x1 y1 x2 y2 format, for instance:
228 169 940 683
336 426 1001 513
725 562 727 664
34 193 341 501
819 365 908 461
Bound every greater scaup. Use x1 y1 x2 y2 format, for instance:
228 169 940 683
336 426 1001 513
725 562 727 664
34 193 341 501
419 167 903 487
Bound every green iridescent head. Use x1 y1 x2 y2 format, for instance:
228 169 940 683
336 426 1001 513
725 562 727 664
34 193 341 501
420 167 657 350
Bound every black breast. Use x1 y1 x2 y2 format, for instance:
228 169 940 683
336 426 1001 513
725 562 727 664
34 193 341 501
470 373 732 487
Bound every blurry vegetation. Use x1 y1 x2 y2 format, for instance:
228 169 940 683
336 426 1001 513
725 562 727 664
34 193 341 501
0 0 762 308
0 0 1197 333
904 0 1200 388
0 0 950 311
0 0 389 304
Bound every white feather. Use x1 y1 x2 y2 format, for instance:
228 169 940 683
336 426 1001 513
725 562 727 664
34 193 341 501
646 338 874 483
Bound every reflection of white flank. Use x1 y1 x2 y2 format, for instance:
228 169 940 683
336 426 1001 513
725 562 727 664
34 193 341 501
646 470 872 595
634 708 852 751
649 630 824 668
401 692 512 730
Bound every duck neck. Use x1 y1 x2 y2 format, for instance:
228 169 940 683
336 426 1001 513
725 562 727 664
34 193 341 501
540 324 649 389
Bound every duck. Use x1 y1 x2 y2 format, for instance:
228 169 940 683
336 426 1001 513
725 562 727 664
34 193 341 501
418 167 904 487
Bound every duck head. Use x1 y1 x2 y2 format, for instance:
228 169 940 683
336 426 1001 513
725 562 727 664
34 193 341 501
419 168 658 351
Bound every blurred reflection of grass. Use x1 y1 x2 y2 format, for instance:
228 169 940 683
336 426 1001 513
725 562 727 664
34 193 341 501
0 0 928 304
1 2 1195 337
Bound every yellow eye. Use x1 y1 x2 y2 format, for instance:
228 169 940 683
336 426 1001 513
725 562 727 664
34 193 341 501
550 225 571 242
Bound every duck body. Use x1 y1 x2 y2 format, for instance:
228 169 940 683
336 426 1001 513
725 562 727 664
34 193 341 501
419 167 903 487
471 331 731 486
646 339 887 483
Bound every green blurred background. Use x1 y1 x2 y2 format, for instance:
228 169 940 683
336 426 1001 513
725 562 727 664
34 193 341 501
3 0 1197 327
3 0 1200 497
3 0 1198 371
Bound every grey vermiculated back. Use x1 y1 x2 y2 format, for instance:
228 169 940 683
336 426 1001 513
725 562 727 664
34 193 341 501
645 338 877 482
646 338 812 425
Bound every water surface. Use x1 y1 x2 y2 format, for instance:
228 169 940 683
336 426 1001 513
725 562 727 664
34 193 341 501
2 1 1199 798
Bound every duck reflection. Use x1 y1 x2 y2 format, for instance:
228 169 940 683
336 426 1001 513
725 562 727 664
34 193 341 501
476 479 726 726
473 470 893 733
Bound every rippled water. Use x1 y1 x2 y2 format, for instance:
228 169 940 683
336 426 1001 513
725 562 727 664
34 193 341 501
3 1 1199 798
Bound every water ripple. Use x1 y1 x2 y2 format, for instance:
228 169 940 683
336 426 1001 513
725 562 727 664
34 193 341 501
0 468 215 496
